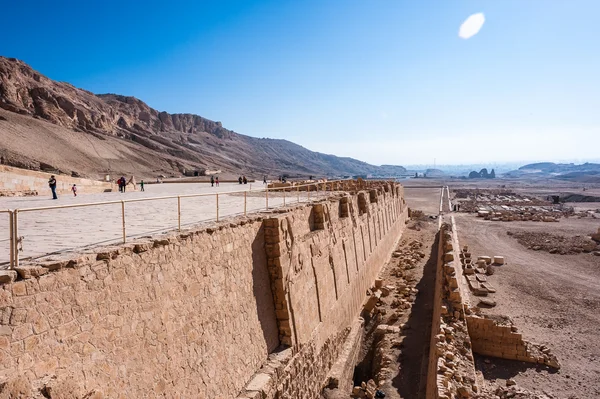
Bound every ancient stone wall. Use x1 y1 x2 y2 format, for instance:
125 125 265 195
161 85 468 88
0 165 113 196
238 183 408 399
263 184 405 350
426 215 560 399
0 182 408 398
466 315 559 368
426 221 479 399
0 219 280 398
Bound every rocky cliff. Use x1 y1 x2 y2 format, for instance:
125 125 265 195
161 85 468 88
0 56 406 179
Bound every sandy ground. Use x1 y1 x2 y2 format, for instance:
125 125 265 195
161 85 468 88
405 181 600 398
454 212 600 398
0 182 322 266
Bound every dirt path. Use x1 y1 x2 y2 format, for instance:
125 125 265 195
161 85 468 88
454 213 600 398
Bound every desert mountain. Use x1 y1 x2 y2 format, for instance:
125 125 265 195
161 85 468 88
0 56 406 180
503 162 600 182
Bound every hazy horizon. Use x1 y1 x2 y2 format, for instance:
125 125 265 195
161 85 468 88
2 0 598 166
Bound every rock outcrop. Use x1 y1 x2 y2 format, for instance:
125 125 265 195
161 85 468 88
0 56 406 178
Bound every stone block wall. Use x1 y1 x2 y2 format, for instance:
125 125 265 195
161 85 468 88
466 315 559 368
263 183 406 352
426 221 478 399
0 181 408 398
0 219 280 398
0 165 113 196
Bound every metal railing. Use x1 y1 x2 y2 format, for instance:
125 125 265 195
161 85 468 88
1 179 364 269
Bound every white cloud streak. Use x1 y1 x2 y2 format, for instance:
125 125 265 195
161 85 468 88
459 13 485 39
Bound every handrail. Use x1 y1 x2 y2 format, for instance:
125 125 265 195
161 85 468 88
1 178 391 269
16 180 342 213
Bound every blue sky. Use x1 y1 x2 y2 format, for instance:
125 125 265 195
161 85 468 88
1 0 599 166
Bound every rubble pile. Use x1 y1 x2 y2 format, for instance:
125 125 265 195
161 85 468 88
459 245 500 302
351 238 426 398
453 189 573 222
507 230 600 255
474 385 553 399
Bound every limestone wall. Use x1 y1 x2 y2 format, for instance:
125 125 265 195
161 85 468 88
466 316 559 368
0 219 280 398
238 183 408 398
426 222 479 399
0 182 408 398
263 184 405 350
0 165 113 196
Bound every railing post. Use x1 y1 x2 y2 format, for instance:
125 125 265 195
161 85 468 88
266 186 269 210
177 196 181 231
121 201 126 243
8 211 14 270
244 191 247 216
216 193 219 222
13 210 19 269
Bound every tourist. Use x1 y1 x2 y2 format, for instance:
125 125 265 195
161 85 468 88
263 176 267 184
140 180 145 192
215 176 220 187
238 176 243 184
121 176 127 193
243 176 247 184
211 176 215 187
48 175 58 200
71 184 77 197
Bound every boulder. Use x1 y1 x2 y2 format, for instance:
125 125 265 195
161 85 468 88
478 298 497 307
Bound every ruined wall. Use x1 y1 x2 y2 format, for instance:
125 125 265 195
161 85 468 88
264 185 405 351
466 316 559 368
0 165 113 196
426 215 560 399
238 183 408 398
426 222 478 399
0 182 408 398
0 219 280 398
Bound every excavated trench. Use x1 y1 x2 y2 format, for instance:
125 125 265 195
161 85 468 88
349 224 440 399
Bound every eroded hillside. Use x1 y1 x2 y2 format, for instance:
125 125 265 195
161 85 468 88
0 56 406 179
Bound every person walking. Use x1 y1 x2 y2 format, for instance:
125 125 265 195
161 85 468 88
48 175 58 200
243 176 247 184
140 180 145 192
238 176 243 184
121 176 127 193
71 184 77 197
263 176 267 185
215 176 220 187
211 176 215 187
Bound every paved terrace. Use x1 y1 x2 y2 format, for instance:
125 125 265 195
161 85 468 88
0 182 326 267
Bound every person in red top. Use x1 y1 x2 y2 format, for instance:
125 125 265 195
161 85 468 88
215 176 219 187
71 184 77 197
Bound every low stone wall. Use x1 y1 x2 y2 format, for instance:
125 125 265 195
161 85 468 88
426 223 478 399
0 181 408 398
426 215 561 399
0 165 113 196
466 315 559 368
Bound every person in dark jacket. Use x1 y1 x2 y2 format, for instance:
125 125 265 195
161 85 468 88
48 175 58 199
210 176 215 187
